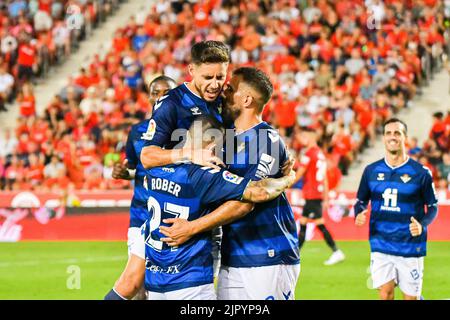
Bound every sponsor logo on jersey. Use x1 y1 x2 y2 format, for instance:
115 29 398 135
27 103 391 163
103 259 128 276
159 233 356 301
141 119 156 141
381 188 400 212
222 171 243 184
400 174 411 183
377 173 385 181
162 167 175 173
145 260 181 274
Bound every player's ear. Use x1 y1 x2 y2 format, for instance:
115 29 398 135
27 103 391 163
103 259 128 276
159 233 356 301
188 64 195 77
243 94 253 108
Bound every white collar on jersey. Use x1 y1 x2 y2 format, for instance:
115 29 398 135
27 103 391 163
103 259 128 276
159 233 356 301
384 156 410 170
183 82 203 100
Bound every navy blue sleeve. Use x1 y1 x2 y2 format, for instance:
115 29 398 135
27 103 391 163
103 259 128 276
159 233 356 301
420 168 439 227
421 204 438 227
421 168 438 206
125 127 138 170
244 130 287 181
142 96 177 148
189 166 251 206
354 166 371 215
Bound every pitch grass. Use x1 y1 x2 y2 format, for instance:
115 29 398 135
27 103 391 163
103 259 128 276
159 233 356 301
0 241 449 300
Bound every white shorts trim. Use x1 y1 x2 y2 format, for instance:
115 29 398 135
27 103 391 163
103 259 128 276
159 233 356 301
370 252 424 297
128 227 145 259
217 264 300 300
147 283 216 300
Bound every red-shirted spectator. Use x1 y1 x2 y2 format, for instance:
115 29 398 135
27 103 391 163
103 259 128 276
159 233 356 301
25 153 44 186
18 83 36 117
17 39 37 82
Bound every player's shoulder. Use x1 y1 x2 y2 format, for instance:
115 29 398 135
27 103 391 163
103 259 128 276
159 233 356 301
185 164 219 179
128 120 147 139
132 119 150 132
406 158 433 177
186 164 244 184
256 122 285 145
364 158 386 173
152 84 184 112
148 164 190 183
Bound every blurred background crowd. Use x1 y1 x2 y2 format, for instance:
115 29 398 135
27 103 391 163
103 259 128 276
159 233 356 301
0 0 449 193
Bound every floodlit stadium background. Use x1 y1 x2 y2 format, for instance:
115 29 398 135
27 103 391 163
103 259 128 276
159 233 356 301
0 0 449 299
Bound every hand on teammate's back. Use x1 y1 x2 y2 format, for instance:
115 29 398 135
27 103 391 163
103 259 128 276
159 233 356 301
409 217 423 237
112 159 131 180
355 210 367 226
159 218 195 247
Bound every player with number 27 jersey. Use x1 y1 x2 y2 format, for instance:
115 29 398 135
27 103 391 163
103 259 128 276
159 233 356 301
130 164 250 297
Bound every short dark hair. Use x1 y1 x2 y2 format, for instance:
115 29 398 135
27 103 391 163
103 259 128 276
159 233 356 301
191 41 230 65
189 115 225 136
383 118 408 135
188 116 225 148
148 75 176 90
233 67 273 110
433 111 444 119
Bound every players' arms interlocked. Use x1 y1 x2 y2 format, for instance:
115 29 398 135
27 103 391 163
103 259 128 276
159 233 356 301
159 170 296 247
140 145 225 170
243 170 296 202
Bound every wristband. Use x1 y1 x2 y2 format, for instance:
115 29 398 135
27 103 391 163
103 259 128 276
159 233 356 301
127 169 136 179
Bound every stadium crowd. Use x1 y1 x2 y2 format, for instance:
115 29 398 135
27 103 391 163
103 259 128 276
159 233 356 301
0 0 449 192
0 0 122 112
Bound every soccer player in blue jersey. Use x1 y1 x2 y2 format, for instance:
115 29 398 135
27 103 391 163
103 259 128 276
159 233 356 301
354 118 438 300
111 75 176 299
104 117 296 300
160 67 300 300
139 40 230 169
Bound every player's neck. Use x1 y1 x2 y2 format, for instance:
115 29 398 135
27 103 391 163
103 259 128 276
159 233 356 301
185 82 202 99
234 113 262 133
385 151 408 168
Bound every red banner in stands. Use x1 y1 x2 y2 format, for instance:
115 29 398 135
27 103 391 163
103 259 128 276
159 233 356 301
0 190 449 241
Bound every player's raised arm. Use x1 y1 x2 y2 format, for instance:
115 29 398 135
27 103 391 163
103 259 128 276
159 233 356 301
139 99 224 169
243 170 296 202
159 168 295 247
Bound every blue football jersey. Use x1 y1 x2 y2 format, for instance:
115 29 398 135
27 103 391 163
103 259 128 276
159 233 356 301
221 122 300 267
143 83 223 149
355 158 438 257
125 120 152 228
141 164 250 292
